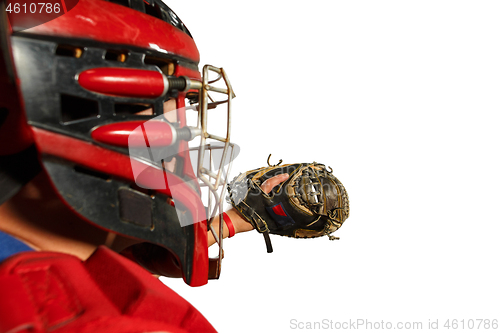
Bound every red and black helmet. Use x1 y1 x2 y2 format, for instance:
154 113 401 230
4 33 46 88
0 0 236 286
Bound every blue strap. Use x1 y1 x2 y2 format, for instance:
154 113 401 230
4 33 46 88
0 230 33 262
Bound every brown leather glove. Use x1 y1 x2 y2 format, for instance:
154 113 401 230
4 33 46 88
227 162 350 253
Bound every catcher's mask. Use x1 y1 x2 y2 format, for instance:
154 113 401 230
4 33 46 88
0 0 237 286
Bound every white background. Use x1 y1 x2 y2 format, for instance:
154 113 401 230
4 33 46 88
161 1 500 332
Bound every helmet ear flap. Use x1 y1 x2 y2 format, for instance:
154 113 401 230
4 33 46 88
39 154 203 285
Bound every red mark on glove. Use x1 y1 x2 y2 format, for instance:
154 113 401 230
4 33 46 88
272 204 287 217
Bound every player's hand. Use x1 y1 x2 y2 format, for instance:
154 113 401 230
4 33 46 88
261 173 289 194
231 173 289 233
208 173 291 246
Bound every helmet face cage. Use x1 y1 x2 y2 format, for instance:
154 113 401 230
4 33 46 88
195 65 237 278
1 0 236 285
127 65 237 279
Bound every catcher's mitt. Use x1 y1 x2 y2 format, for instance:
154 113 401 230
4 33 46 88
227 159 349 252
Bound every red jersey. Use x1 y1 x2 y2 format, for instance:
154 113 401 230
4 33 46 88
0 246 216 333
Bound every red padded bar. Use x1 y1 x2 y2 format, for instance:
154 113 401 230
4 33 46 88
78 68 165 98
91 120 174 148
